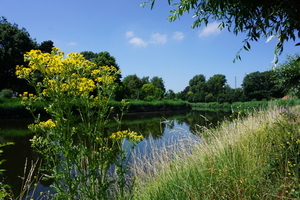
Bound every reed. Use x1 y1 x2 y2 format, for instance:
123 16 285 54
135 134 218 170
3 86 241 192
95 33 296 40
131 105 300 199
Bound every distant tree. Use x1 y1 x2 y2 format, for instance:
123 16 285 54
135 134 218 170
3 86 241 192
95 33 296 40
141 83 157 101
242 71 284 101
81 51 98 61
39 40 54 53
141 76 150 85
206 74 227 95
275 54 300 97
80 51 122 83
0 17 37 92
150 76 166 93
122 74 143 99
176 86 189 100
189 75 206 102
143 0 300 62
165 89 176 100
222 85 246 103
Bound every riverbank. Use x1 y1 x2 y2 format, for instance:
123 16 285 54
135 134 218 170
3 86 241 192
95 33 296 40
0 98 191 119
131 105 300 199
191 97 300 111
1 97 300 119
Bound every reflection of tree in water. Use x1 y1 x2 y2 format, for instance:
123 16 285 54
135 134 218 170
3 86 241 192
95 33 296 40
0 134 44 197
106 112 187 139
0 109 232 197
184 110 232 134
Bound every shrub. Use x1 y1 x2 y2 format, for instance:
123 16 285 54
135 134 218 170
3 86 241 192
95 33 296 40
0 89 13 98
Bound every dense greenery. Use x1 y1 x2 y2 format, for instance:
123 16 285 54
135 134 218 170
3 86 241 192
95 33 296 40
242 70 284 101
142 0 300 62
122 74 165 100
176 70 285 103
0 17 54 93
275 54 300 97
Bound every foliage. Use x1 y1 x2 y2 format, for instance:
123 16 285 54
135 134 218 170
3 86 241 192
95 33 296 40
81 51 122 83
122 74 144 99
0 89 13 98
206 74 226 97
150 76 165 93
165 89 176 100
0 16 37 92
16 47 143 199
122 74 166 101
142 0 300 62
189 74 206 102
39 40 54 53
275 54 300 97
242 70 284 101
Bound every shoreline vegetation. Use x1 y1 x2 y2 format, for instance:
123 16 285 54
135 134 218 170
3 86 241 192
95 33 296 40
1 97 300 119
130 104 300 199
0 98 300 198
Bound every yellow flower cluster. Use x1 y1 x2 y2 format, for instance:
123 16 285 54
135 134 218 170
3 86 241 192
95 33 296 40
29 119 56 132
16 47 120 99
110 130 143 142
19 91 37 102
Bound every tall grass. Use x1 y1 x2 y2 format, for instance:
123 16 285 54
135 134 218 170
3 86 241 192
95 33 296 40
131 105 300 199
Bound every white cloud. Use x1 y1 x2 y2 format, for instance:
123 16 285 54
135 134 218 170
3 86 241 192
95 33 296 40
67 42 77 46
150 33 167 44
198 22 221 37
125 31 135 38
128 37 148 47
126 31 169 47
172 31 184 41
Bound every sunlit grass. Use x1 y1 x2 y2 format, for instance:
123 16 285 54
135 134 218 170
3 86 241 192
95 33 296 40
131 105 300 199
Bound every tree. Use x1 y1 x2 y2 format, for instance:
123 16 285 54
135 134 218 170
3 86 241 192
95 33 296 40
0 17 37 91
206 74 227 96
189 74 206 102
122 74 143 99
150 76 166 93
142 0 300 62
141 83 157 100
242 70 284 101
275 54 300 97
80 51 122 83
165 89 176 99
39 40 54 53
80 51 97 61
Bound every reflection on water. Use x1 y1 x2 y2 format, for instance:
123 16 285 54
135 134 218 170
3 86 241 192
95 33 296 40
0 109 231 198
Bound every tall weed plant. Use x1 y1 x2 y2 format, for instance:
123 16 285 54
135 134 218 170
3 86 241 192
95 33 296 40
131 106 300 199
16 48 143 199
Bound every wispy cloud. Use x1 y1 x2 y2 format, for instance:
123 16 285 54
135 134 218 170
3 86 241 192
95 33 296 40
126 31 169 47
125 31 135 38
198 22 221 37
67 42 77 46
150 33 167 44
128 37 148 47
172 31 184 41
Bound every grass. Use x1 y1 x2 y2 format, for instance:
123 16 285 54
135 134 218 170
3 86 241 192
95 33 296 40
191 98 300 111
130 104 300 199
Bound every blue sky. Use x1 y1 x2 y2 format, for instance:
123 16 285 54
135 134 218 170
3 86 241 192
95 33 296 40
1 0 299 93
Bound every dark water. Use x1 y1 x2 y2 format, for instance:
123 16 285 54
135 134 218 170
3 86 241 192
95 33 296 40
0 109 231 199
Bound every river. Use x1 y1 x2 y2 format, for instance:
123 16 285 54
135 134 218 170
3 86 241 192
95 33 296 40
0 109 231 199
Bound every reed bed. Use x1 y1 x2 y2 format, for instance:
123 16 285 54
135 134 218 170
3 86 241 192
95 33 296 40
130 105 300 199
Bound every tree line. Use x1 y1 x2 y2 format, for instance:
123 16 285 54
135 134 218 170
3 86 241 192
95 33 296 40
1 16 298 103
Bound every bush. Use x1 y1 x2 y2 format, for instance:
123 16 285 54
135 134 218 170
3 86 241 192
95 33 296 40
0 89 13 98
